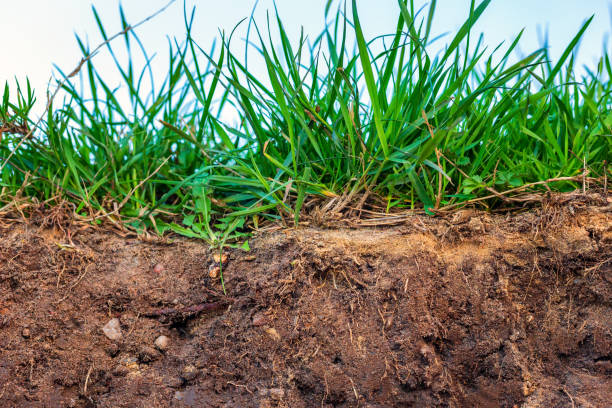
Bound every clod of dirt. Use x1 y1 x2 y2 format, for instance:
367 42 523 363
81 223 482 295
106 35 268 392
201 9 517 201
213 252 228 264
138 346 161 363
154 334 170 351
208 264 220 278
182 365 198 381
102 318 122 340
20 328 30 338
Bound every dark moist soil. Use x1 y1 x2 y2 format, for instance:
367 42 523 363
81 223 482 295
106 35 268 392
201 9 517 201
1 194 611 408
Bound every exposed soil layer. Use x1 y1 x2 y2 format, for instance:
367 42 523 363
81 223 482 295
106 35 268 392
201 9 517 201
1 193 611 407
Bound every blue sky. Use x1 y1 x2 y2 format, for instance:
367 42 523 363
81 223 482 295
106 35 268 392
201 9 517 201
1 0 610 109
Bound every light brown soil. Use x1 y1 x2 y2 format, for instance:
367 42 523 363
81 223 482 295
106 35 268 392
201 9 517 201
0 194 611 407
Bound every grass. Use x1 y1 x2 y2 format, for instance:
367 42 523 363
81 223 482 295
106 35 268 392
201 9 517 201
0 0 610 246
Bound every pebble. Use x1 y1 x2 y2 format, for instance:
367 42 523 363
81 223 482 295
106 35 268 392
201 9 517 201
208 265 220 278
119 356 138 365
119 356 139 371
181 365 198 381
102 318 122 341
154 335 170 351
153 263 165 274
21 328 30 338
213 253 228 264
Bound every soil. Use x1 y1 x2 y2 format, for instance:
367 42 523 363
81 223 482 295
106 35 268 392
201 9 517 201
0 193 611 407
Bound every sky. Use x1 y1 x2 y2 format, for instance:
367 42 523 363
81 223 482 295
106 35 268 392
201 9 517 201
1 0 611 114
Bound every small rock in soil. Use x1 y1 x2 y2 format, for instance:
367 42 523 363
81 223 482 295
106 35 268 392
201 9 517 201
102 318 122 341
21 328 30 338
213 252 228 264
153 263 164 273
154 335 170 351
119 356 139 371
138 346 161 363
182 365 198 381
208 265 220 278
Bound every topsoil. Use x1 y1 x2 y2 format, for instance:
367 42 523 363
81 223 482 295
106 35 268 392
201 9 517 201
0 193 611 407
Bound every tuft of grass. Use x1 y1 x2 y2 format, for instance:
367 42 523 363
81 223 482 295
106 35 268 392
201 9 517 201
0 0 610 245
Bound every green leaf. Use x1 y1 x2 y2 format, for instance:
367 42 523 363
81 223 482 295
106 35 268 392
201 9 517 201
352 0 388 158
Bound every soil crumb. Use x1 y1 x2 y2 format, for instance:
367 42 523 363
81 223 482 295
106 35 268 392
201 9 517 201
1 194 611 407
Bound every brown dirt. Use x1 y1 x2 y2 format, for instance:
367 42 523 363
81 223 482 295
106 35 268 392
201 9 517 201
0 194 611 407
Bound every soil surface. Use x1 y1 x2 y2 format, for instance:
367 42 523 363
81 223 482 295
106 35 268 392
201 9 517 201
0 193 611 407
